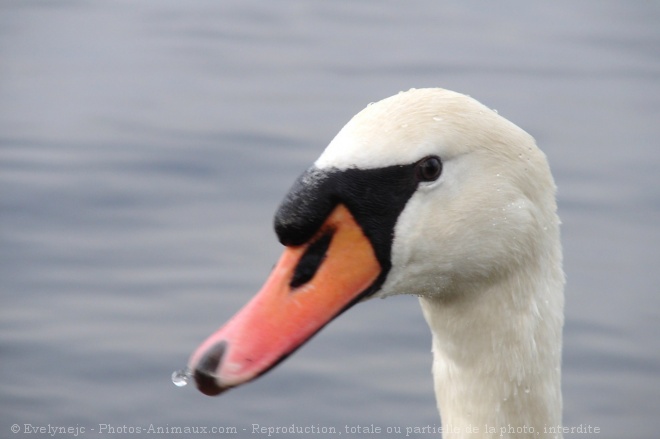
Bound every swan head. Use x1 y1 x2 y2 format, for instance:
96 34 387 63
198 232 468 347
187 88 561 396
317 88 559 300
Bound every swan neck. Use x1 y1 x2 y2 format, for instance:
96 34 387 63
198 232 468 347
420 263 564 439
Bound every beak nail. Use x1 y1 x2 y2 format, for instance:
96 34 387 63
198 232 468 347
193 341 227 396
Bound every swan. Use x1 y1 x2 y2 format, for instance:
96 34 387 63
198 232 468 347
187 88 565 438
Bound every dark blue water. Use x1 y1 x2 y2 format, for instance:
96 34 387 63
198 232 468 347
2 1 659 438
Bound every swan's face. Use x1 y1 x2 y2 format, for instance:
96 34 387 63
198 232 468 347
315 89 553 299
188 88 557 396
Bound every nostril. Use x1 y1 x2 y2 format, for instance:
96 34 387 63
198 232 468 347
290 230 334 289
193 341 227 396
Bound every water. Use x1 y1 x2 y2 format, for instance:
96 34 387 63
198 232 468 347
2 1 659 438
171 368 192 388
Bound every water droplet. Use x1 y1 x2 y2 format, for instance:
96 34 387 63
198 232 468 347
367 102 375 107
172 368 192 387
524 387 530 394
492 108 499 114
432 116 443 122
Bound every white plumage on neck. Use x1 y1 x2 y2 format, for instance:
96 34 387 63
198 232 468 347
420 246 564 438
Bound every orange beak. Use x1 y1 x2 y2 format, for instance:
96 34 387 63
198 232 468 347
188 204 381 395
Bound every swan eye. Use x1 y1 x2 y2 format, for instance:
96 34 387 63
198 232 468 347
415 156 442 182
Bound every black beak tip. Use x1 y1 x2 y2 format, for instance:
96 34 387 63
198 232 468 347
193 368 226 396
193 340 228 397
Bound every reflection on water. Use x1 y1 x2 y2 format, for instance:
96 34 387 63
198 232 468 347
1 1 659 437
